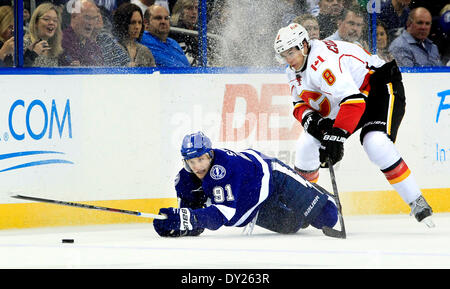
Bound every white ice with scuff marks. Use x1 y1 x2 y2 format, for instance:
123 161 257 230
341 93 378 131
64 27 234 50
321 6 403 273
1 213 450 268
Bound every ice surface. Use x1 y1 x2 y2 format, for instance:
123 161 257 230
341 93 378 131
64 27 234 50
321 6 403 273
1 213 450 269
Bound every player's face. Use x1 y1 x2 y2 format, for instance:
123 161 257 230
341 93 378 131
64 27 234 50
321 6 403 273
186 153 212 180
280 47 305 70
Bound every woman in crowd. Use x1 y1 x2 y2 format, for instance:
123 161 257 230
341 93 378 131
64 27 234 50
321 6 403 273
0 5 14 66
23 2 63 67
113 3 155 67
376 21 394 62
293 14 321 40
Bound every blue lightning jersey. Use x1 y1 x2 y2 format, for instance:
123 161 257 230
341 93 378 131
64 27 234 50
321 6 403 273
175 148 273 230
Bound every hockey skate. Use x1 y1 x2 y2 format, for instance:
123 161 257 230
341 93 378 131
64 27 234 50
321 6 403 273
409 195 435 228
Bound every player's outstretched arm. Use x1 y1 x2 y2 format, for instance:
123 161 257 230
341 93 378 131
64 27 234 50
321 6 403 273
153 206 227 237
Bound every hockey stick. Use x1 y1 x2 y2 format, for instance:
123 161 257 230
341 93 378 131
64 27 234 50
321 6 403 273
11 194 167 220
321 160 347 239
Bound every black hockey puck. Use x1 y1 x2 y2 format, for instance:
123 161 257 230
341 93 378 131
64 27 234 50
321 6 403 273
62 239 74 243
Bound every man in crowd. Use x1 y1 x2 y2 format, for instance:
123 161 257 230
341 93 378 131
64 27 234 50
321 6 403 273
140 4 190 67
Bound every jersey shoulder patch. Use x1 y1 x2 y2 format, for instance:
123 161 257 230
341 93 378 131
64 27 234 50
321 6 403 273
210 164 227 180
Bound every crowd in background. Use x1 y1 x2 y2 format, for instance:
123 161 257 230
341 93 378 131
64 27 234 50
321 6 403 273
0 0 448 68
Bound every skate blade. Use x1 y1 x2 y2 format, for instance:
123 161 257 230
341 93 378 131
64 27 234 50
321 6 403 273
421 216 435 228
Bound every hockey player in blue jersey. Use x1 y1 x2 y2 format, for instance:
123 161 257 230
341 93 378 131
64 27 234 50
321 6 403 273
153 131 339 237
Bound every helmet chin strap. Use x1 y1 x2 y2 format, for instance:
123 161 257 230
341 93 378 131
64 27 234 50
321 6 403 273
295 46 308 72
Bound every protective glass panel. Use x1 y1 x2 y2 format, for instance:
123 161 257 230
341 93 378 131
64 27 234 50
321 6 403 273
206 0 374 67
0 2 14 67
376 0 449 67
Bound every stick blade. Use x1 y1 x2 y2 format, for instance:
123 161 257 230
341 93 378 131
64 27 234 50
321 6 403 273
322 226 346 239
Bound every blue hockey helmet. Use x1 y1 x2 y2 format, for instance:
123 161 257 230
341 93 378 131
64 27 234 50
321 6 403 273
180 131 213 160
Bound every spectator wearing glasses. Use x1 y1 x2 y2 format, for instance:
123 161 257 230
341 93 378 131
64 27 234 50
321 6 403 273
60 0 104 66
169 0 200 66
23 3 64 67
140 4 189 67
326 6 369 50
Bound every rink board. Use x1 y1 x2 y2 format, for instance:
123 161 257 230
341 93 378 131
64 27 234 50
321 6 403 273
0 72 449 229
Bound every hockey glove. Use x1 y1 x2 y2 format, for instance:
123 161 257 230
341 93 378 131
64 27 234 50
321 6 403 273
180 187 207 209
302 111 334 141
153 207 203 237
319 127 349 167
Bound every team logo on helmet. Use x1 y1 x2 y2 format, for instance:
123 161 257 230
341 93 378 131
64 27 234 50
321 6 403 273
210 165 226 180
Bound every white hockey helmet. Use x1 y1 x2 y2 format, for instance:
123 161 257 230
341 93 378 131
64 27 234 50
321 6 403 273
274 23 310 56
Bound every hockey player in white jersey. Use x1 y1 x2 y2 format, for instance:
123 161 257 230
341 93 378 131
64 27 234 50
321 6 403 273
274 23 434 227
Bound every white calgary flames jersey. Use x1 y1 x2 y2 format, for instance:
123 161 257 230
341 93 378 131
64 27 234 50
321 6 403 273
286 39 385 124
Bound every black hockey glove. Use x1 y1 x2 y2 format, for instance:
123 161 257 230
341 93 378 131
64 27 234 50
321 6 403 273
302 111 334 141
180 187 207 209
319 127 349 167
153 207 204 237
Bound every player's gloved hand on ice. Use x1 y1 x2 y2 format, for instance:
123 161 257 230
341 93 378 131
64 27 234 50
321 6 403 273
153 207 203 237
301 111 334 141
319 127 349 167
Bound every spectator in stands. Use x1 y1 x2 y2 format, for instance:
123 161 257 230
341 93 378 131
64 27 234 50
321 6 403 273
169 0 199 66
293 13 321 40
93 5 131 66
140 4 190 67
23 2 31 33
316 0 344 39
389 7 442 67
113 3 155 66
326 6 368 49
436 4 450 65
131 0 171 16
155 0 170 13
278 0 309 26
170 0 197 30
0 5 14 66
378 0 411 40
23 3 64 67
60 0 104 66
94 0 118 11
131 0 155 15
376 21 394 62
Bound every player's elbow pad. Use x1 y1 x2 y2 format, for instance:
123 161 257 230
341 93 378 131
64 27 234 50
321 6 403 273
334 94 366 134
194 206 228 231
